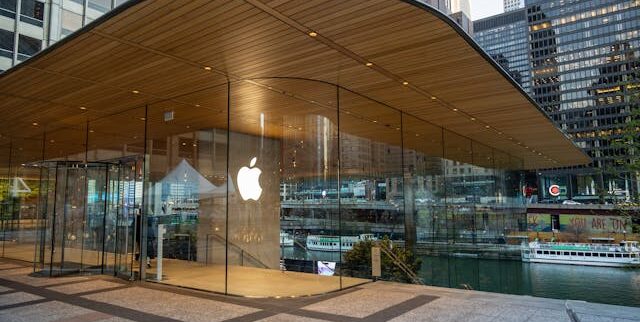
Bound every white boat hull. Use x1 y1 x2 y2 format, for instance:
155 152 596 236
523 257 639 267
522 241 640 268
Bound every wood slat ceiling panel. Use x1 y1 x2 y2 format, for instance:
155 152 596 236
0 0 589 170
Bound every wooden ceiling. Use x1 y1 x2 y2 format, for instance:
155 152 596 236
0 0 590 169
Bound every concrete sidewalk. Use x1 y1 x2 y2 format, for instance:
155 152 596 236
0 259 638 322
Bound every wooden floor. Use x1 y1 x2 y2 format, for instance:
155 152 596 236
1 243 369 297
147 258 369 297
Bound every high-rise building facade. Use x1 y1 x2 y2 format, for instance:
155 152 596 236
0 0 125 72
451 0 470 17
525 0 640 202
418 0 473 34
474 9 531 93
0 0 45 72
504 0 524 12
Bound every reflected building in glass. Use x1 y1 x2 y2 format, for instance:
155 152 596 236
0 0 588 298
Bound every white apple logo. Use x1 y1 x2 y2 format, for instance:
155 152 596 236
237 157 262 201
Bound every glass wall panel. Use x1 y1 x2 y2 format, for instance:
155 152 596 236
443 130 473 244
87 107 145 277
338 88 404 281
0 142 9 258
402 115 444 245
145 85 228 292
228 79 342 296
3 136 43 262
471 143 497 245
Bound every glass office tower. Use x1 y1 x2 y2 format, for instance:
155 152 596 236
0 0 128 72
474 9 532 94
525 0 640 202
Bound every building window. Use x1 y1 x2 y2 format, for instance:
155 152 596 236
88 0 111 13
20 0 44 20
0 29 14 52
18 34 41 56
0 0 16 12
61 9 83 36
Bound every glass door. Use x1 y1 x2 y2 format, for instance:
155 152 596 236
34 158 142 278
112 157 143 279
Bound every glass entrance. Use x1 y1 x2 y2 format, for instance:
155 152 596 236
34 158 143 278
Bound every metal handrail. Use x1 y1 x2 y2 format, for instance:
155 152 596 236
377 241 424 285
206 234 268 268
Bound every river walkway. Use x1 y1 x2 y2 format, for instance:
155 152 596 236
0 258 638 322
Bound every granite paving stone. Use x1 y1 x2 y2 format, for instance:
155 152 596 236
0 300 101 322
83 287 259 322
0 291 43 306
1 258 639 322
302 288 416 318
47 280 125 295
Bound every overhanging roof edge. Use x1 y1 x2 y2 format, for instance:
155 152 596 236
400 0 591 165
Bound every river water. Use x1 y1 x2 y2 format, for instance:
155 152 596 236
282 247 640 307
419 255 640 307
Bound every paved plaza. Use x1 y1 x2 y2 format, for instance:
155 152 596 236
0 258 638 322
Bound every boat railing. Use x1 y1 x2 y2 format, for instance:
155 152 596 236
534 242 628 253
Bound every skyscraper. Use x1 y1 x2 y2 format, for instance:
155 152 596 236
525 0 640 202
418 0 472 34
504 0 524 12
0 0 125 72
473 9 530 92
0 0 45 72
451 0 471 17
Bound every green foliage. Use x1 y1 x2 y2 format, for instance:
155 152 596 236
341 236 422 283
602 71 640 204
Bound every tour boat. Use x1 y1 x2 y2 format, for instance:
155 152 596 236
522 241 640 267
280 232 294 247
306 234 377 252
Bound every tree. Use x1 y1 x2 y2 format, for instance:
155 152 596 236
604 70 640 233
605 70 640 202
341 236 422 283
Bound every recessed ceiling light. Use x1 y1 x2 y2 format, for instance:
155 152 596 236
372 120 378 123
182 142 186 146
452 108 458 112
139 117 146 121
79 106 87 110
132 90 140 94
485 125 490 128
195 104 201 107
470 117 476 121
365 62 373 67
402 81 409 85
431 96 437 100
203 66 212 71
89 130 94 133
32 122 39 126
49 139 55 143
309 31 318 37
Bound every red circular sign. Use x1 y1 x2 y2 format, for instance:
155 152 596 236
548 185 560 197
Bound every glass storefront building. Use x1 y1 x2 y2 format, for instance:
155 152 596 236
0 0 588 297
